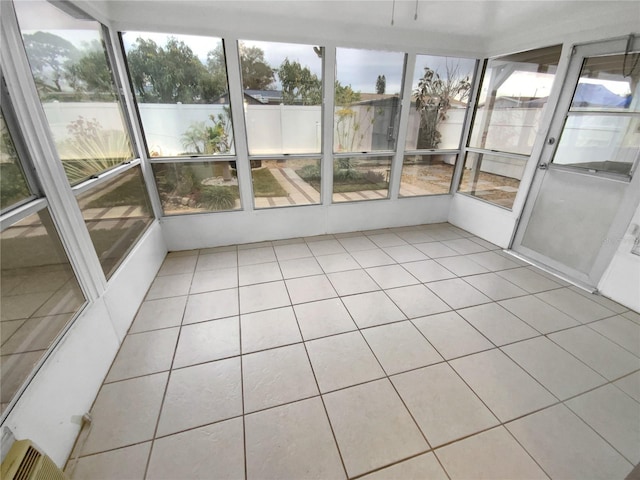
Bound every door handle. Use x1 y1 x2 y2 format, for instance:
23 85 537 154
538 163 548 170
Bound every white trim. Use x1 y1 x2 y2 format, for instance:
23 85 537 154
322 46 336 206
0 198 49 233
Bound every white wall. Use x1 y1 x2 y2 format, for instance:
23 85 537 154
1 221 166 466
162 195 451 250
598 200 640 312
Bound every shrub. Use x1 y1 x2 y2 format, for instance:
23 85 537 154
200 186 235 210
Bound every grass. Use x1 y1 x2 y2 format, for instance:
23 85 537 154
332 181 388 193
251 168 288 197
86 174 149 209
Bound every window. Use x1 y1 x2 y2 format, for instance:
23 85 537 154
552 53 640 177
400 55 475 197
14 0 135 185
1 207 86 413
152 161 241 215
121 31 234 158
333 48 404 202
15 1 155 278
0 106 33 211
239 40 323 208
459 45 562 208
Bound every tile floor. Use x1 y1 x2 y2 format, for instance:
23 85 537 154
67 223 640 479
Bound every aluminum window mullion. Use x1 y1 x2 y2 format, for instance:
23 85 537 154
1 1 106 299
322 46 336 206
388 53 415 200
452 59 483 194
109 28 165 219
226 39 254 212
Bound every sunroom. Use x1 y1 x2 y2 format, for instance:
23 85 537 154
0 0 639 478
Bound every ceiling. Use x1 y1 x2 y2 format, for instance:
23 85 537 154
79 0 639 58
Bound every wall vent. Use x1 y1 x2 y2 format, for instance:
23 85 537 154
0 440 66 480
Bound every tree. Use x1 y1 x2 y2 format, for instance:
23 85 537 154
65 40 114 99
414 64 471 149
376 75 386 94
238 43 275 90
126 36 222 103
277 58 321 105
334 81 361 106
22 31 78 97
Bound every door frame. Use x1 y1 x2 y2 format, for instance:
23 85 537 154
511 36 640 288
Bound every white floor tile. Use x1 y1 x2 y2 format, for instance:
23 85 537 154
307 239 347 256
196 251 237 271
238 246 277 266
549 326 640 380
240 306 302 353
157 255 197 276
294 298 358 340
458 303 539 346
146 274 192 300
82 373 167 455
383 245 428 263
615 371 640 402
189 267 238 294
367 233 407 248
157 358 242 436
173 317 239 368
239 281 290 313
435 256 489 277
306 331 385 392
337 235 378 252
341 291 406 328
245 397 345 480
147 418 244 480
362 321 442 375
106 328 178 382
366 265 419 289
427 278 492 310
327 269 379 296
285 274 337 304
499 295 578 334
386 284 452 318
412 311 494 360
447 238 488 255
323 379 428 478
436 426 548 480
359 452 447 480
401 260 457 283
502 336 606 400
507 404 633 480
238 262 282 286
73 442 150 480
450 349 556 422
316 252 361 273
351 249 396 268
413 242 459 258
183 288 239 324
395 230 437 245
495 266 564 293
392 363 498 447
278 257 323 279
463 272 528 301
567 384 640 464
536 288 616 323
274 242 313 261
242 343 318 412
588 315 640 356
465 251 521 271
130 296 187 333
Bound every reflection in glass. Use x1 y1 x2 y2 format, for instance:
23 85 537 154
252 158 321 208
571 53 640 112
400 154 458 196
406 55 475 150
76 166 153 278
0 110 32 211
332 156 391 202
152 162 241 215
15 0 134 184
459 152 526 209
469 45 562 156
553 115 639 175
1 208 85 413
239 40 323 155
122 31 234 158
335 48 404 152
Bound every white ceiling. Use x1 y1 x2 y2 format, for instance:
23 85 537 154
80 0 639 58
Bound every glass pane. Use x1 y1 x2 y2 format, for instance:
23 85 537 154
1 207 85 413
458 151 525 209
152 161 241 215
252 158 321 208
0 109 32 210
552 114 639 175
76 166 153 278
571 53 640 112
400 154 458 196
406 55 475 150
335 48 404 152
15 0 134 184
239 40 323 155
469 45 562 155
122 32 234 157
332 156 391 202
